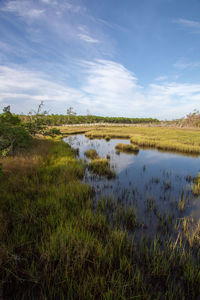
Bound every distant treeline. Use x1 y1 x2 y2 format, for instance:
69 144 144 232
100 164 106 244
19 114 159 126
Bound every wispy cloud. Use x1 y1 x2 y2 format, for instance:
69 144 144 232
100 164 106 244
175 18 200 33
175 18 200 28
155 76 168 81
78 33 100 44
173 58 200 70
1 0 44 19
0 0 110 57
0 65 86 113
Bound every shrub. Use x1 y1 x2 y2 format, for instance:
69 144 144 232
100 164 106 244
0 107 31 156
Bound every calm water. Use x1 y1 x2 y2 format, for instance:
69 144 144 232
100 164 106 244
64 135 200 230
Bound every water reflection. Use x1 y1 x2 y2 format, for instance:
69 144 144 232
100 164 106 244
64 135 200 228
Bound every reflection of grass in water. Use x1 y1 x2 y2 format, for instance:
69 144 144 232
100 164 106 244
88 158 116 179
115 143 139 153
85 149 98 159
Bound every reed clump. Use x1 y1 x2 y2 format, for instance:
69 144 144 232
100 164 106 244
88 158 115 178
85 149 98 159
115 143 139 153
105 135 111 141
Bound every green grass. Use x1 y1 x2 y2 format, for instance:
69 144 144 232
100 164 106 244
1 138 200 299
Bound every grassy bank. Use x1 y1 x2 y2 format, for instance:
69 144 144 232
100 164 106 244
1 138 200 299
82 125 200 154
115 143 139 153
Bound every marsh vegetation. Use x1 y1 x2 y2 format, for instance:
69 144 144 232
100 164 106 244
115 142 139 153
1 120 200 299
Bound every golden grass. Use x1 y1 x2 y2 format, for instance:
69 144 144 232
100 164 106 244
115 143 139 153
0 139 51 175
88 158 115 178
78 125 200 154
85 149 98 159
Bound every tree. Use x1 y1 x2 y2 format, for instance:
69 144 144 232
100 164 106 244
66 107 76 123
25 101 49 135
0 107 31 156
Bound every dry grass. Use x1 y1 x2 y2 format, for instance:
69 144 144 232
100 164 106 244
0 139 51 175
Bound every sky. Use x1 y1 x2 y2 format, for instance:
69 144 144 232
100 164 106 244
0 0 200 119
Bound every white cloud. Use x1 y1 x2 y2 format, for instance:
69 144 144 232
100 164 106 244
0 65 86 113
0 61 200 119
2 0 44 19
155 76 168 81
78 34 100 44
174 58 200 70
175 18 200 29
175 18 200 34
79 59 145 115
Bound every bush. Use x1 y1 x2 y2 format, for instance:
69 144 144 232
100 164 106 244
0 107 32 156
44 128 61 137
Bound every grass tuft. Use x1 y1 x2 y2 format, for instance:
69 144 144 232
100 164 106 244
115 143 139 153
85 149 98 159
88 158 115 178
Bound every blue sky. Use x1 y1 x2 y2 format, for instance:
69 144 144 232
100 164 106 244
0 0 200 119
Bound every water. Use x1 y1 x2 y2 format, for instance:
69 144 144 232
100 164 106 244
64 135 200 231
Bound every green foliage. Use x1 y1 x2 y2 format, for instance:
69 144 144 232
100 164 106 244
0 107 31 156
43 127 61 137
19 113 159 126
24 101 48 135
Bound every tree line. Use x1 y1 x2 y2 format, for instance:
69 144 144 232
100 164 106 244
19 113 159 126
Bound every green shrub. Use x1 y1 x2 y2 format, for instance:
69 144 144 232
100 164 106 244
0 107 32 156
